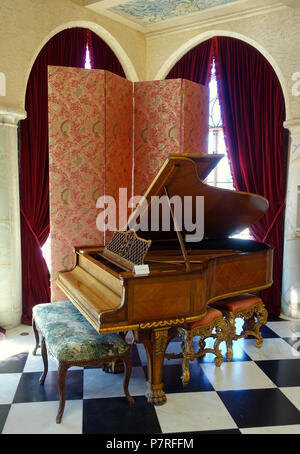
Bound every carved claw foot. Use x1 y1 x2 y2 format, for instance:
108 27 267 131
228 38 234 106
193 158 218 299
145 388 167 405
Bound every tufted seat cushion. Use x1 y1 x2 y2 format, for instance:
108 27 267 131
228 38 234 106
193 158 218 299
181 307 223 330
32 301 130 362
211 294 262 313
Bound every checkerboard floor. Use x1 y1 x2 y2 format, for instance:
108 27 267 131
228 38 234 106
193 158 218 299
1 316 300 435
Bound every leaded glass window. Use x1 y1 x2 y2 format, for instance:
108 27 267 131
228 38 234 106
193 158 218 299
206 60 250 239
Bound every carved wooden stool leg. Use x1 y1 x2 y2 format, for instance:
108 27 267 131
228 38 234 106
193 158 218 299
254 303 268 348
32 318 39 356
180 329 194 387
56 362 69 424
225 313 235 362
123 356 135 406
39 337 48 385
213 318 228 367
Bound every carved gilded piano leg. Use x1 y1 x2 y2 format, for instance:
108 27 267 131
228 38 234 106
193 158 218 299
134 327 173 405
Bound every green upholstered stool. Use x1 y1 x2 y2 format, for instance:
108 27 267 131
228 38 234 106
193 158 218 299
32 301 134 423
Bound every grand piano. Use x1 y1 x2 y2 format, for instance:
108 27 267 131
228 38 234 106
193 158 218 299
56 154 273 404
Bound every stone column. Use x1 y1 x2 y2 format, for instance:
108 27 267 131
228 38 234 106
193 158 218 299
281 118 300 319
0 107 26 328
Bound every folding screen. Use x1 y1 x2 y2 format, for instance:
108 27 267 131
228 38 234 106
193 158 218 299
105 71 133 241
48 66 132 300
133 79 208 195
48 69 208 301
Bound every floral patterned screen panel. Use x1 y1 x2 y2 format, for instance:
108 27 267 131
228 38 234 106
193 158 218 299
133 79 182 196
104 71 133 242
182 79 209 154
133 79 208 196
48 66 133 301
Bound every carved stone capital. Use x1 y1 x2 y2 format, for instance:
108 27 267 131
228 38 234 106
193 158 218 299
0 106 26 126
284 118 300 136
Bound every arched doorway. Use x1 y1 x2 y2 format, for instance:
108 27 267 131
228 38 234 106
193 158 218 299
165 36 287 317
19 27 126 324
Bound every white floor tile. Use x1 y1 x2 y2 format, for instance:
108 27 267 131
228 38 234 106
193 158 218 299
4 324 33 340
0 373 21 404
23 353 59 373
240 424 300 434
200 361 275 391
0 326 35 361
83 366 147 399
267 321 300 338
23 353 82 372
155 392 237 433
241 338 299 360
2 400 83 434
279 387 300 411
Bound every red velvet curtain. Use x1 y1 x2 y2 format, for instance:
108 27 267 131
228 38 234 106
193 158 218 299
214 36 286 316
20 28 126 324
166 38 213 85
90 30 126 77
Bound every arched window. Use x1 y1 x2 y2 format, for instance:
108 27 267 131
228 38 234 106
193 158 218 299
206 59 232 190
85 42 92 69
206 59 250 240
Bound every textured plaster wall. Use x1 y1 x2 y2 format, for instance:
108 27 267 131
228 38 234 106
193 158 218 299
0 0 146 111
146 7 300 122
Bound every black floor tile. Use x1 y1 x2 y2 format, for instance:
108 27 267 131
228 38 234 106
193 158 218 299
13 370 83 403
258 325 281 339
83 396 162 434
218 388 300 428
131 343 142 367
0 353 28 374
0 405 10 433
157 363 214 393
267 316 286 322
255 359 300 387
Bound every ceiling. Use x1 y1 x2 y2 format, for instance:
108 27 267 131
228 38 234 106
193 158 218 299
78 0 298 34
110 0 238 24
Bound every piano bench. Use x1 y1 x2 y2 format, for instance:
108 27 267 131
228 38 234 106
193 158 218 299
165 307 228 387
32 301 134 423
210 293 268 361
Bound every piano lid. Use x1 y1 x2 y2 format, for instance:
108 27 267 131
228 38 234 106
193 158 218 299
126 154 269 242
